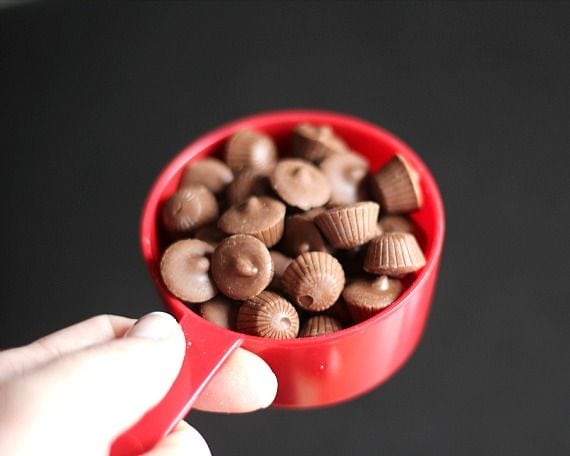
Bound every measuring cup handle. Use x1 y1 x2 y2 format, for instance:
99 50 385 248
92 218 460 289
110 315 243 456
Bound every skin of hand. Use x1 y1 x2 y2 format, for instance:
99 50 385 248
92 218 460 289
0 312 278 456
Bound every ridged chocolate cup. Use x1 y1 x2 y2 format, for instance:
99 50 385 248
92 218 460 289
370 154 423 213
314 201 380 249
292 123 348 162
225 129 277 174
218 196 286 247
225 170 270 206
200 295 239 330
343 275 403 323
161 185 219 238
237 291 300 339
270 158 331 210
281 213 329 257
211 234 274 300
160 239 217 303
299 315 343 337
364 231 426 276
179 158 234 194
320 151 369 206
281 251 345 312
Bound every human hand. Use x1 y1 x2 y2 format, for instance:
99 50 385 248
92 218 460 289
0 312 278 455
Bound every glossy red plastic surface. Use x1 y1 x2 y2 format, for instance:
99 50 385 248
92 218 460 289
112 110 445 455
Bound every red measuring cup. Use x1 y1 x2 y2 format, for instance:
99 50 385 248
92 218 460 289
111 110 445 455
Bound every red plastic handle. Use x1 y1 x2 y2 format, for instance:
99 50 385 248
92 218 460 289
110 314 243 456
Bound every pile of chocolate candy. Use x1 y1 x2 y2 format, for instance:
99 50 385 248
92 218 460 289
159 124 426 339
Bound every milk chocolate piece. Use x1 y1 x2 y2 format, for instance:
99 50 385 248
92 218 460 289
270 159 331 210
300 315 343 337
292 124 347 162
364 231 426 276
314 201 380 249
320 152 369 206
225 130 277 174
160 239 217 303
378 215 416 234
218 196 286 247
211 234 274 300
281 251 345 312
193 223 227 247
162 185 219 237
225 170 270 206
237 291 299 339
370 155 422 213
343 275 402 323
179 158 233 194
281 214 328 257
269 250 293 292
200 296 239 330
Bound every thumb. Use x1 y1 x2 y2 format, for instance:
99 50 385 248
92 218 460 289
1 312 185 455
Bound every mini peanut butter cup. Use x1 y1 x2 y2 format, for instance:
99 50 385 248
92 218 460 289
200 295 239 330
300 315 343 337
320 152 369 206
237 291 299 339
179 158 234 194
292 123 347 162
281 251 345 312
218 196 286 247
225 170 270 206
270 159 331 210
364 231 426 276
160 239 217 303
370 154 423 213
162 185 219 238
269 250 293 292
211 234 274 300
379 215 417 234
281 214 328 257
225 129 277 174
343 275 403 323
314 201 380 249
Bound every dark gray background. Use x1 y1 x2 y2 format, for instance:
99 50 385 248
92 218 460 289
1 1 568 455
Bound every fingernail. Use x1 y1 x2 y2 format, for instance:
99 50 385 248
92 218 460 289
125 311 179 341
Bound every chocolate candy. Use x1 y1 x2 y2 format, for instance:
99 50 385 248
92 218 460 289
200 295 239 330
314 201 380 249
281 251 345 312
343 275 402 323
160 239 217 303
370 154 423 213
364 231 426 276
211 234 274 300
225 130 277 174
281 213 328 257
225 170 270 206
162 185 219 237
292 123 347 162
158 123 429 337
300 315 343 337
269 250 293 292
237 291 299 339
320 152 369 206
270 159 331 210
378 215 416 234
218 196 286 247
179 158 233 194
